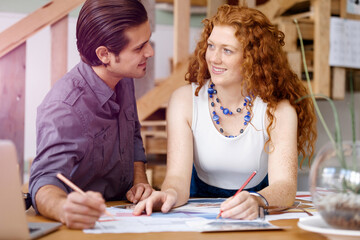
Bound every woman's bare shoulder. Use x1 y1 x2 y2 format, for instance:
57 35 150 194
169 84 193 107
167 84 194 122
171 84 193 98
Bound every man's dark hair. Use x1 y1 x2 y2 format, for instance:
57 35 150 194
76 0 148 66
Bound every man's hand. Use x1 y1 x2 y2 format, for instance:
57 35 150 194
126 183 153 204
61 191 106 229
35 185 107 229
129 161 154 203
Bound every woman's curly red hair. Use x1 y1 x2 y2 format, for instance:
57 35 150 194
185 4 317 166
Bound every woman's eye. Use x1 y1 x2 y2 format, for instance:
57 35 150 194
207 43 214 49
224 48 232 54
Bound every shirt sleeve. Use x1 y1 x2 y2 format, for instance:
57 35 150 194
29 99 88 213
130 80 147 163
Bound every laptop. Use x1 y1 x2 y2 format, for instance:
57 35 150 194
0 140 62 240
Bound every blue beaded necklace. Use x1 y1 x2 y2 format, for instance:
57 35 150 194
208 82 252 138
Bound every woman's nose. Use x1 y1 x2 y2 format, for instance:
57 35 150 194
210 50 221 64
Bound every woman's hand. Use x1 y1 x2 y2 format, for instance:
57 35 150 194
219 191 259 220
132 189 177 216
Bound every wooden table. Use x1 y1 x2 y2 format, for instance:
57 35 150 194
26 201 326 240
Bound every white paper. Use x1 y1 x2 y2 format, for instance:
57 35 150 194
83 198 314 234
329 17 360 69
295 191 313 202
347 0 360 15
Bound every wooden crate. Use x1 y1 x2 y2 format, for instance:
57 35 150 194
155 0 207 6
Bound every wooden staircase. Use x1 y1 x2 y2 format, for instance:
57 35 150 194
0 0 86 181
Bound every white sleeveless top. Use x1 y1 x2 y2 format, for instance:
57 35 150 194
191 81 269 189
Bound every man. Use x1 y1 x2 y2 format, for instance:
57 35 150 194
29 0 154 229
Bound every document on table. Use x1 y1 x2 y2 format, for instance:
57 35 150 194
84 198 281 234
295 191 312 202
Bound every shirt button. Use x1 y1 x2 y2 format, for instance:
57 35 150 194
121 148 125 154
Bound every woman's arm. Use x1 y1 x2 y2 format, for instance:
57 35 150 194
133 85 194 215
258 99 298 207
161 84 194 206
219 100 298 219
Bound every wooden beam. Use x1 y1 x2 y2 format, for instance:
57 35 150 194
207 0 226 18
156 0 207 6
137 61 189 121
145 137 167 154
0 44 26 181
298 20 314 40
331 0 340 15
173 0 190 66
330 0 346 99
304 47 314 68
256 0 307 21
312 0 331 96
51 16 68 86
287 51 302 79
242 0 256 8
332 67 346 100
0 0 85 58
278 20 298 52
141 120 167 127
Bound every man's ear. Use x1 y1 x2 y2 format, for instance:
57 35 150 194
95 46 110 65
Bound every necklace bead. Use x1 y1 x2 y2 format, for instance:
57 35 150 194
208 81 253 137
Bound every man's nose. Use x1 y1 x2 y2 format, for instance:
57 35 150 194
144 42 154 58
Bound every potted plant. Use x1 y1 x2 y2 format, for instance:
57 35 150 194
294 19 360 230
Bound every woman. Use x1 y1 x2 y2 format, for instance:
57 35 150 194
133 4 316 220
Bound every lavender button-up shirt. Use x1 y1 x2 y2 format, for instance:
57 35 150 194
29 61 146 212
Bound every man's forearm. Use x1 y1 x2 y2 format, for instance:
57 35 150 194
133 161 149 185
35 185 67 223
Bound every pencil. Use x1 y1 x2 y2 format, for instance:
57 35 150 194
216 170 257 219
56 173 114 218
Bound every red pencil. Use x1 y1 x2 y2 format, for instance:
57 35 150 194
216 170 257 219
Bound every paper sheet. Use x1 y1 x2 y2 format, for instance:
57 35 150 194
329 17 360 69
346 0 360 15
83 198 315 234
295 191 313 202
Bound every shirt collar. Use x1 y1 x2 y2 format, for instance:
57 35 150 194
78 60 115 107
